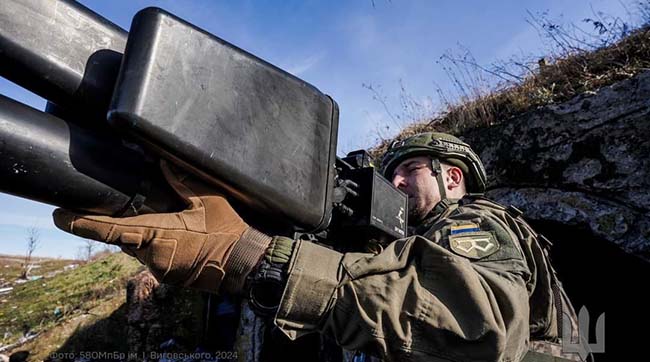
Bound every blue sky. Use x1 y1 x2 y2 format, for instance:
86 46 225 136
0 0 634 258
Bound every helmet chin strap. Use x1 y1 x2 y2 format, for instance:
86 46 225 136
430 158 448 201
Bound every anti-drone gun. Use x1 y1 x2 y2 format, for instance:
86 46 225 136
0 1 407 244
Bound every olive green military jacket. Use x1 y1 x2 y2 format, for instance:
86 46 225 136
274 196 576 362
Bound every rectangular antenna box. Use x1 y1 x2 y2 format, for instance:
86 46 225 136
109 8 339 231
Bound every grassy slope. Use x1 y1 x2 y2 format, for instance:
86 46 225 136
0 255 78 285
369 26 650 158
0 253 143 353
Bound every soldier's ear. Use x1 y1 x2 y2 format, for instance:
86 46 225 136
446 166 464 190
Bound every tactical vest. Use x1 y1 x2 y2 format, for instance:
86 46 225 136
422 196 582 362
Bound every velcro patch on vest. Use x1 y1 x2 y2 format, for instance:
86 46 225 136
449 231 500 259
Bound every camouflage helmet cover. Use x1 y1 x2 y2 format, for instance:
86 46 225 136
379 132 487 192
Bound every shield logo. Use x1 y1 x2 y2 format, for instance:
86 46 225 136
449 231 499 259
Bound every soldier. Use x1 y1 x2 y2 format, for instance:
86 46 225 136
53 132 580 361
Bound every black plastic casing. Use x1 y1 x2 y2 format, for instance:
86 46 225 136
109 8 339 232
0 94 180 215
331 167 408 245
0 0 127 116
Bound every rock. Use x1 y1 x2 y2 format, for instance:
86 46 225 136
126 270 161 356
462 70 650 262
125 270 205 358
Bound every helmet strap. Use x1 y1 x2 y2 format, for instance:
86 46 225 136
430 158 448 200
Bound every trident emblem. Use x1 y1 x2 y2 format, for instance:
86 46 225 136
562 306 605 361
396 207 405 229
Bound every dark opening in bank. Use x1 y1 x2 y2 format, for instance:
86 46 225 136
531 220 650 360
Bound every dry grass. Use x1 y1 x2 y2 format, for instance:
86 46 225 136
10 292 128 362
369 25 650 160
0 253 142 351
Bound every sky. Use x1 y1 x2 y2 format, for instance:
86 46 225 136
0 0 635 258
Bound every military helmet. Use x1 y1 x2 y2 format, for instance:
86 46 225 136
379 132 487 193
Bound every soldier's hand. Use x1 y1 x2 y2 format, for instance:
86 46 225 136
52 161 271 294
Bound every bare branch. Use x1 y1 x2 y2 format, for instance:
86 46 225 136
21 227 40 278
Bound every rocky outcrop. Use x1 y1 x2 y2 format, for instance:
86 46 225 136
463 70 650 262
125 271 206 358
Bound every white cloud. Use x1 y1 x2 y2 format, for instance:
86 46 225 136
285 52 326 76
354 15 378 51
0 211 55 230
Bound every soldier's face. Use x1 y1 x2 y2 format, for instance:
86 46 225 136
391 156 441 223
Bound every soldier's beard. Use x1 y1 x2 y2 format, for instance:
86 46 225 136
408 199 431 225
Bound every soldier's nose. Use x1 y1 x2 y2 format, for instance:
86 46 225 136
392 175 407 189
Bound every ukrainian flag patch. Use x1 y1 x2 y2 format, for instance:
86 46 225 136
450 223 480 235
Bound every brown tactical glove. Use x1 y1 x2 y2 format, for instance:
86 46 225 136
52 161 271 295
